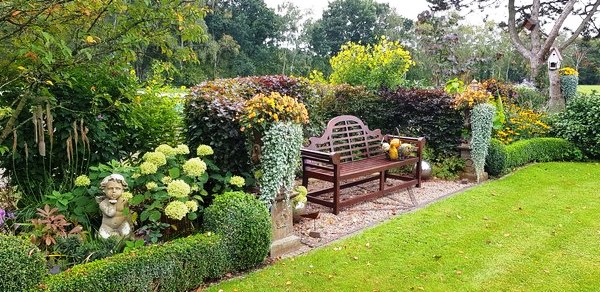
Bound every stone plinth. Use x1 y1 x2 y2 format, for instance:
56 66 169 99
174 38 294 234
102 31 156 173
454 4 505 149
270 196 302 258
458 143 488 183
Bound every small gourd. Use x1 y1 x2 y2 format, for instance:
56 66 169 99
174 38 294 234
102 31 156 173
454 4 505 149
388 146 399 160
390 138 401 148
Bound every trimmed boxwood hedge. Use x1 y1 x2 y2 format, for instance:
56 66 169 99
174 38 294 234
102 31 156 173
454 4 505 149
485 138 583 176
43 232 229 291
0 234 47 292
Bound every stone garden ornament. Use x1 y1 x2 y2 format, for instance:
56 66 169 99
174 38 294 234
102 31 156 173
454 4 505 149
97 174 132 238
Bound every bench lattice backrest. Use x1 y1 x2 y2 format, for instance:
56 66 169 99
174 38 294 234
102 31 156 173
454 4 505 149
305 115 384 162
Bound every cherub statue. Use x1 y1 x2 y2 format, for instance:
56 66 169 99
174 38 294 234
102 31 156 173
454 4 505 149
96 174 132 239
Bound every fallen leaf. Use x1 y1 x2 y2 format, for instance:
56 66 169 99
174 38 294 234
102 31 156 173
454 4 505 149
365 242 371 247
286 281 292 285
353 256 359 260
503 233 511 237
456 214 462 219
328 275 334 279
455 270 463 275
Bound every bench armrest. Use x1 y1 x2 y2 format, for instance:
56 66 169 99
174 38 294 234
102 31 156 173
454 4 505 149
301 148 341 165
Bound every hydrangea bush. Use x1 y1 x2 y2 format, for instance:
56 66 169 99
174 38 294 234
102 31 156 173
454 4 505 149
125 143 245 242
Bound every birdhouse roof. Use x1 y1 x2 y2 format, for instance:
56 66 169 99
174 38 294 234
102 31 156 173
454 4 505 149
549 47 562 60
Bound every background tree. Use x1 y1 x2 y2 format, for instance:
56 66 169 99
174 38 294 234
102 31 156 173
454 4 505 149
427 0 600 111
306 0 407 56
205 0 282 77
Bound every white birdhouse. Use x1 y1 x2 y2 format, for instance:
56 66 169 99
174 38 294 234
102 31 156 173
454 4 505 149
547 47 562 71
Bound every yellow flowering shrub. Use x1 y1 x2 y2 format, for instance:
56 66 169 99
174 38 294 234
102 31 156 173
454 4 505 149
493 104 551 144
559 67 578 76
239 92 308 133
329 36 414 90
453 84 493 110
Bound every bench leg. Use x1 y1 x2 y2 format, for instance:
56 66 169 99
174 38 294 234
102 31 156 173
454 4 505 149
302 175 309 188
379 171 385 191
333 180 340 215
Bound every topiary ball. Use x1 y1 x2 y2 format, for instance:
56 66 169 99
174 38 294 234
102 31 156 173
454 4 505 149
203 191 272 271
0 234 47 292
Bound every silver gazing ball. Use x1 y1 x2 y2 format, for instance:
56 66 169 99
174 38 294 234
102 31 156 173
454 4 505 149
413 160 432 180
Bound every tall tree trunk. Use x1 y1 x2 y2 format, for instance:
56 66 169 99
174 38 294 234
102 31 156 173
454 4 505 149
547 69 564 112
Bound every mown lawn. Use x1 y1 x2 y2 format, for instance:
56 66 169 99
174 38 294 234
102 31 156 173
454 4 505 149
578 85 600 94
206 162 600 291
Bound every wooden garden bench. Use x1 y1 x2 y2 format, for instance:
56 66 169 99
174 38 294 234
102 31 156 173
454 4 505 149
301 115 425 214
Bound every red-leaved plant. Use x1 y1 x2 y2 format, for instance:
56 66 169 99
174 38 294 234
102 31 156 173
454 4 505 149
30 204 83 248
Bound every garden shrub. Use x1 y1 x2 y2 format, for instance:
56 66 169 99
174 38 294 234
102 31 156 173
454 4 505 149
551 93 600 159
431 155 465 180
482 78 519 104
485 139 507 176
513 85 547 110
44 232 228 291
54 236 120 268
185 75 316 178
318 84 382 126
379 88 463 157
203 191 271 271
0 65 182 206
0 234 47 292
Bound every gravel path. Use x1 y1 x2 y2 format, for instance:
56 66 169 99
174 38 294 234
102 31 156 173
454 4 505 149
287 178 474 257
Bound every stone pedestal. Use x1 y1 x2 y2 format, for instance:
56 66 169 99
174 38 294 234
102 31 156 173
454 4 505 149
270 196 302 258
458 143 488 183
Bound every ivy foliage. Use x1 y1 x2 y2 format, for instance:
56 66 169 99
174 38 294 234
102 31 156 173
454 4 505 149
259 122 304 205
470 103 496 182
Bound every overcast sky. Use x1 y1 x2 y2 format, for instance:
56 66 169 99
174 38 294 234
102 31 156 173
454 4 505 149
263 0 585 30
264 0 429 21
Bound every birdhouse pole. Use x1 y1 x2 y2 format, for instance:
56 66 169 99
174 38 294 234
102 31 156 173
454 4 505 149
547 47 564 112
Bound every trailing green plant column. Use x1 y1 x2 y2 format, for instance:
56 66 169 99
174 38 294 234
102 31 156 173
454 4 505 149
470 103 496 182
259 122 303 205
559 67 579 101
